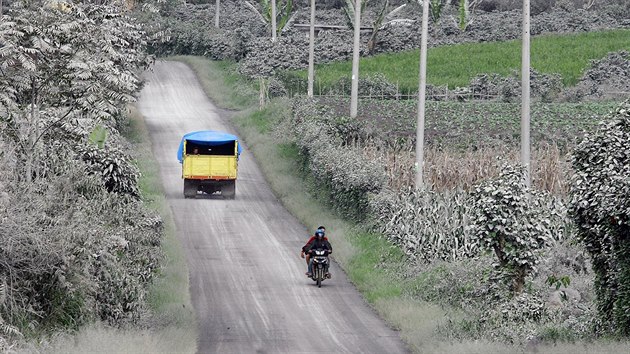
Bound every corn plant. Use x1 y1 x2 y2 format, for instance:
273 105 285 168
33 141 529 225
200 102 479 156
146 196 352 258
369 187 479 262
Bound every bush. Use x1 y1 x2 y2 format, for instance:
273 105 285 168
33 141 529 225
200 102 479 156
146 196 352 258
0 156 163 333
468 69 563 102
329 73 400 99
77 144 140 198
561 51 630 102
290 99 386 220
569 99 630 336
468 163 562 295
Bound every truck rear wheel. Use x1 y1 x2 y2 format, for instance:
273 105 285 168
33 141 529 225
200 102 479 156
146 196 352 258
184 179 198 198
222 180 236 199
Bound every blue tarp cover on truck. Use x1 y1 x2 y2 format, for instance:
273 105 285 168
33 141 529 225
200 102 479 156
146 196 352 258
177 130 242 163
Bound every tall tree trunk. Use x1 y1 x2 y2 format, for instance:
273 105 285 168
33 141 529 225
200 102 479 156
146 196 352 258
513 267 526 295
25 78 38 184
415 0 429 188
215 0 220 28
271 0 277 42
307 0 315 97
521 0 531 187
350 0 361 118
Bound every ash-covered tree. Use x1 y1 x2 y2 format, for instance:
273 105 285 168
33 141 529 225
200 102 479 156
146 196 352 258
0 1 152 184
469 163 557 295
0 1 162 338
569 100 630 336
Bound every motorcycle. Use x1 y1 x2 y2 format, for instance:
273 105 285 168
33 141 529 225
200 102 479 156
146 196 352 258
309 249 331 288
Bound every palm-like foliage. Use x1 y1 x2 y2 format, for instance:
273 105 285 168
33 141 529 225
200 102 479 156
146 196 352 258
429 0 445 23
343 0 368 31
367 0 414 54
244 0 295 37
456 0 483 31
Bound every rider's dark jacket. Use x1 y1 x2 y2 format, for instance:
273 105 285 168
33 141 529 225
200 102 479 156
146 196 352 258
306 238 332 253
302 235 329 253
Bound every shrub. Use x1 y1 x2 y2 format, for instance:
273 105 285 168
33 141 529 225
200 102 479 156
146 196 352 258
77 144 140 198
329 73 400 99
561 51 630 103
468 69 563 102
290 99 386 220
468 163 560 295
569 99 630 336
0 155 163 333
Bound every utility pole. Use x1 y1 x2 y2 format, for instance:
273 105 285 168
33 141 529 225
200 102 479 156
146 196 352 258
415 0 430 188
215 0 220 28
271 0 277 42
521 0 531 187
307 0 316 97
350 0 362 118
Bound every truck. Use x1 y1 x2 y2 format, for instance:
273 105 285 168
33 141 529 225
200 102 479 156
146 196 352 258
177 130 242 199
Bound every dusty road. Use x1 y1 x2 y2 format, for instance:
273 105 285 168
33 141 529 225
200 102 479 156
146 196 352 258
137 61 409 353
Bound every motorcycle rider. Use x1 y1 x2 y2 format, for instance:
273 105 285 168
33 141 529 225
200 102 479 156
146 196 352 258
303 228 332 277
301 226 327 274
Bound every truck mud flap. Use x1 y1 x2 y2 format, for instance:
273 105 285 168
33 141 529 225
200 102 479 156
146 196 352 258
221 180 236 199
184 179 199 198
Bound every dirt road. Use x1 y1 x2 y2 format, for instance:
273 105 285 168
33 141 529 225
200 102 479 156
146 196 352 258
137 60 409 353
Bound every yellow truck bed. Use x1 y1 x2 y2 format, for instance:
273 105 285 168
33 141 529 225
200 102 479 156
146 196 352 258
182 155 238 180
178 130 241 199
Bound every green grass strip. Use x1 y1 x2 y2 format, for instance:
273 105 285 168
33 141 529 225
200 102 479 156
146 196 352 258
294 29 630 92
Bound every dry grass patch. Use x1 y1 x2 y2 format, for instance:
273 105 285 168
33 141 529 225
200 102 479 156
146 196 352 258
364 141 569 195
35 323 194 354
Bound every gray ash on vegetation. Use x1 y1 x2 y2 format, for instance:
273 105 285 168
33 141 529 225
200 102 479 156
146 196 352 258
561 51 630 102
152 2 630 100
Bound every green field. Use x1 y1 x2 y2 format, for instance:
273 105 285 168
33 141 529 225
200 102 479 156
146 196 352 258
293 29 630 93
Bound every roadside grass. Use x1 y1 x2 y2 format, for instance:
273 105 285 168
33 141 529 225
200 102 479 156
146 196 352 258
293 29 630 93
37 107 197 353
178 57 630 353
127 106 197 340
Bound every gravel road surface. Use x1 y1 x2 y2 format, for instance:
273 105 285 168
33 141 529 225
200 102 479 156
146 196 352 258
137 60 409 354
